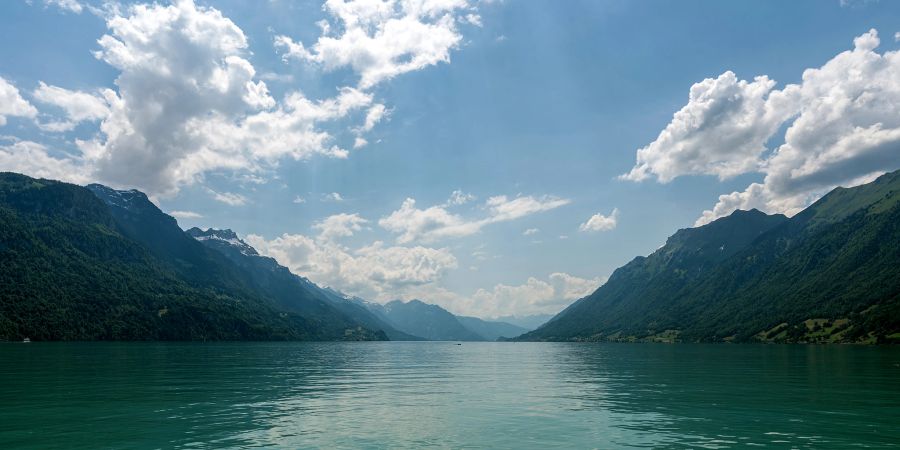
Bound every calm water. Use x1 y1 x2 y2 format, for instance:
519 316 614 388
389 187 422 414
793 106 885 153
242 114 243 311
0 342 898 449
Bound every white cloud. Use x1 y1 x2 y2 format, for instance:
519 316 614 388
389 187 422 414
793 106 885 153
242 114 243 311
579 208 619 232
484 194 570 221
0 77 38 126
5 0 481 198
624 29 900 226
42 0 83 13
895 31 900 42
523 228 539 236
469 272 604 317
292 195 306 204
80 0 276 195
246 232 458 302
380 197 478 243
209 190 247 206
361 103 387 132
621 71 792 183
312 212 368 240
13 0 379 198
447 189 475 206
242 203 599 317
32 82 111 132
275 0 477 88
462 13 482 27
0 140 89 184
169 210 203 219
379 193 570 244
322 192 344 202
697 29 900 225
247 222 600 317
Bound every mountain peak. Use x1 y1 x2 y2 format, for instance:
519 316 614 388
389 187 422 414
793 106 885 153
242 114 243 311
86 183 153 212
186 227 258 256
664 208 787 253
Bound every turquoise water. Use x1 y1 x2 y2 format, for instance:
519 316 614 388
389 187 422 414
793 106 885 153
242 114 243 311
0 342 898 448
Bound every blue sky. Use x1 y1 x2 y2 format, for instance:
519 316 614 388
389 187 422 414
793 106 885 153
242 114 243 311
2 0 900 318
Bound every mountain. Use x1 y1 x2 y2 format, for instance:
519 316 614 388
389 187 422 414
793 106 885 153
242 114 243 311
0 172 384 341
491 314 554 331
519 171 900 344
361 299 526 341
316 289 426 341
456 316 529 341
366 300 485 341
186 227 420 341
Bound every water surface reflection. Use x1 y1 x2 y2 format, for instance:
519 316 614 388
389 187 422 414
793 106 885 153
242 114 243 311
1 342 898 448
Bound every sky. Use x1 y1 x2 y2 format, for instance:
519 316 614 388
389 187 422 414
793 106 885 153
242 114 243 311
1 0 900 319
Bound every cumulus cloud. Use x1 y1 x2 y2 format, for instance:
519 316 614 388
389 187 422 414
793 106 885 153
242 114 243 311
380 197 479 243
523 228 539 236
379 193 570 243
275 0 478 88
248 216 601 317
32 82 111 132
0 0 387 198
469 272 604 317
0 77 38 126
621 71 793 183
625 29 900 226
246 231 458 302
579 208 619 232
2 0 483 197
242 204 599 317
313 212 368 240
292 195 307 204
0 140 89 184
322 192 344 202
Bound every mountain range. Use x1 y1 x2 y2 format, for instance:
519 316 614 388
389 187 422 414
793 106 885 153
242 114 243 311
184 228 530 341
0 172 529 341
0 172 373 341
2 169 898 343
519 170 900 344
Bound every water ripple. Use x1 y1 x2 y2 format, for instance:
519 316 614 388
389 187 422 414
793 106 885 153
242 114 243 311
0 342 898 449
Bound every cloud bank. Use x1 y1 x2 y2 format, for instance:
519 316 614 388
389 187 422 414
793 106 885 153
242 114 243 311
1 0 479 199
624 29 900 226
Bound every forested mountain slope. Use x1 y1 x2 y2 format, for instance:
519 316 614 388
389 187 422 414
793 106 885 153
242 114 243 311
520 171 900 344
0 173 384 341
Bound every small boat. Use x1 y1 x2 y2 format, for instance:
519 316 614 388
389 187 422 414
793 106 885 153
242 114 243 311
22 338 30 343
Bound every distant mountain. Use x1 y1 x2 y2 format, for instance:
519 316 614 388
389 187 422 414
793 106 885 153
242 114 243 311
187 228 420 341
490 314 554 331
456 316 528 341
0 172 385 341
519 170 900 344
361 299 526 341
366 300 484 341
317 289 426 341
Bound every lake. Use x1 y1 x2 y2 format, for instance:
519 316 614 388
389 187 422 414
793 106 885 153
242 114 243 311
0 342 898 448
